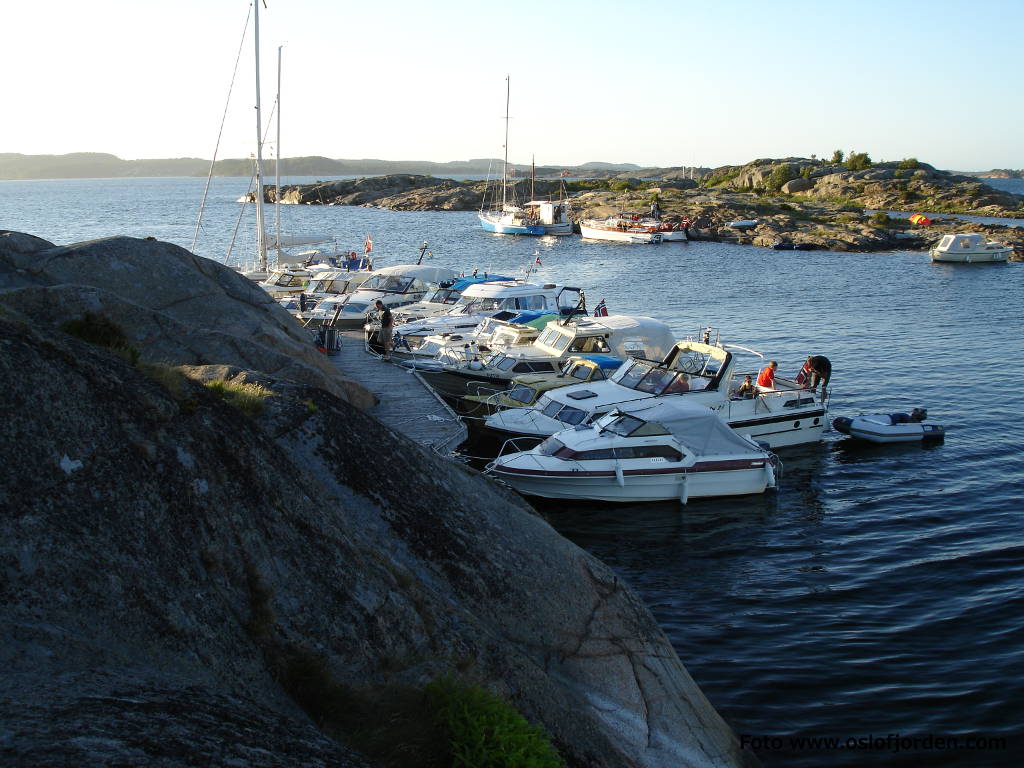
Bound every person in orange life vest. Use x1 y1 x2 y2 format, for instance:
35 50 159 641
756 360 778 388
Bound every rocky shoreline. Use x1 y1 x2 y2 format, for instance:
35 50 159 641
256 158 1024 257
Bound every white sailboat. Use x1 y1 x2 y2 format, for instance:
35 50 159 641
478 77 545 236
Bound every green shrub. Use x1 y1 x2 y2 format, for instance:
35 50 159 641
609 180 634 192
869 211 890 228
897 157 919 170
204 379 274 417
801 165 812 179
426 677 565 768
831 149 845 164
766 163 794 192
702 169 742 188
846 152 872 171
60 312 140 364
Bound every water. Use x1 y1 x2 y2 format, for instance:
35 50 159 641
3 177 1023 766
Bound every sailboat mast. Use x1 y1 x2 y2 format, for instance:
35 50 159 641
253 0 268 271
274 44 282 264
501 75 509 209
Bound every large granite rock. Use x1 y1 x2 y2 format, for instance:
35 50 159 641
0 314 753 768
0 232 374 408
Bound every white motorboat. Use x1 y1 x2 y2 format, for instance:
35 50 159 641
523 199 574 236
305 264 458 329
929 233 1011 263
579 216 662 244
416 314 676 399
401 313 556 371
484 338 828 449
278 267 376 318
833 408 944 443
386 281 583 360
486 400 778 503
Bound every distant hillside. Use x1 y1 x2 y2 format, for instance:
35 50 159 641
0 153 208 179
0 152 665 180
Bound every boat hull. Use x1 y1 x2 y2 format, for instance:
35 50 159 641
930 248 1009 263
479 214 545 236
488 461 774 502
579 223 661 244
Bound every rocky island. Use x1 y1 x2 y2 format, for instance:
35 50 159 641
259 157 1024 257
0 231 755 767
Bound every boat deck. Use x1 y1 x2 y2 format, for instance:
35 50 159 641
330 330 467 454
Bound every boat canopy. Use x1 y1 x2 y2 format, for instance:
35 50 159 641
543 315 675 361
608 400 760 456
364 264 457 283
937 233 986 250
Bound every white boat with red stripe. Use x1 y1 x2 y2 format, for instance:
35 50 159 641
485 400 779 503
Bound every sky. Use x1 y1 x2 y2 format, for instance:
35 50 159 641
3 0 1022 171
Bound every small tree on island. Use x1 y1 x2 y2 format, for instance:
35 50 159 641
831 149 845 164
846 151 872 171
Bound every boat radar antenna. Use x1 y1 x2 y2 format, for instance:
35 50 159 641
416 241 429 265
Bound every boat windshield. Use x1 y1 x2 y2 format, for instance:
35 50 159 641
307 276 349 294
540 399 587 425
506 384 537 405
602 414 647 437
614 360 693 394
537 437 565 457
464 297 519 313
361 274 417 293
424 288 460 304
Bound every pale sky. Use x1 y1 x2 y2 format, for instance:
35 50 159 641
4 0 1021 171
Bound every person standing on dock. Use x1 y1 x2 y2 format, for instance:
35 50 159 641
374 300 394 361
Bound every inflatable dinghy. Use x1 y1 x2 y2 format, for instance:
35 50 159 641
833 407 944 443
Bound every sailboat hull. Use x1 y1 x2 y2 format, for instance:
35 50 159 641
478 213 545 236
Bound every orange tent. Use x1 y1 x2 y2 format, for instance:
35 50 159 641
909 214 932 226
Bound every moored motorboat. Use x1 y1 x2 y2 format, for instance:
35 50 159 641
832 408 944 443
483 338 829 449
579 216 663 244
485 400 779 503
929 233 1011 263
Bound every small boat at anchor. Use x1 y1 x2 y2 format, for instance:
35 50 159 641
832 408 944 443
930 233 1011 263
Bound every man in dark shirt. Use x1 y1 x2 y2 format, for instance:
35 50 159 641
374 300 394 361
806 355 831 397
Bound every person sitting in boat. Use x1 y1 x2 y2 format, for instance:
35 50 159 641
756 361 778 389
735 375 756 399
665 374 690 394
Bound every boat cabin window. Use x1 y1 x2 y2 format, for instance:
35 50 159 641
565 362 604 381
270 273 304 287
345 302 369 314
538 327 572 351
612 445 682 461
634 367 676 394
506 385 537 405
613 359 654 389
493 356 519 371
516 295 548 310
568 336 611 354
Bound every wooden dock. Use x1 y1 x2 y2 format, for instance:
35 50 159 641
330 330 467 455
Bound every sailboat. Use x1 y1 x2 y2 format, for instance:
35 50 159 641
478 77 545 236
205 4 367 283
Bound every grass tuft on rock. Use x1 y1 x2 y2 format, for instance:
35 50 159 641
204 379 273 417
60 312 139 364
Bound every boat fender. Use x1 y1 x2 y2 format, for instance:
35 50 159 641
614 465 625 487
679 475 689 505
832 416 852 434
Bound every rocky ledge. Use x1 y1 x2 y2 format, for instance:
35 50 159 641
255 158 1024 256
1 230 755 768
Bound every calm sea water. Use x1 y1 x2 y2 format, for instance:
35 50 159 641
3 177 1023 766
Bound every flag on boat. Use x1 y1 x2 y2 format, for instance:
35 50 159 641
909 214 932 226
593 299 608 317
364 234 373 253
535 255 542 266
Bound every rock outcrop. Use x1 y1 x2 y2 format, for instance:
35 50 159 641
0 232 753 767
0 232 375 408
